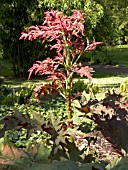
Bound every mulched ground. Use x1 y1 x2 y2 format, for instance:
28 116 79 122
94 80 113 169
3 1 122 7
75 130 122 163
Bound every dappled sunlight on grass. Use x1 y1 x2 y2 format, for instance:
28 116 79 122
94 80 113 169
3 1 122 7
2 78 49 88
75 76 128 90
2 75 128 89
88 76 127 84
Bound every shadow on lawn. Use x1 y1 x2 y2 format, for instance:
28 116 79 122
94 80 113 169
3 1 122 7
1 78 44 88
92 64 128 78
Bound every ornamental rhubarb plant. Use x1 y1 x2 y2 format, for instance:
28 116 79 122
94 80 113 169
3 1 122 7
20 9 102 140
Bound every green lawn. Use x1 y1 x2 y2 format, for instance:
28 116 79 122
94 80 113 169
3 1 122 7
2 78 44 88
2 75 127 92
107 45 128 66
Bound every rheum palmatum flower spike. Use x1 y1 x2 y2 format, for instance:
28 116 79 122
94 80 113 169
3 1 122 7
20 9 103 82
20 9 103 131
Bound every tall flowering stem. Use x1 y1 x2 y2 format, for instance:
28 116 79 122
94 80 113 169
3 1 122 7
20 10 103 138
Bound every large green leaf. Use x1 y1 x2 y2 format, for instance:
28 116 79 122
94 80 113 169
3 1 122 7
23 160 104 170
106 157 128 170
24 160 78 170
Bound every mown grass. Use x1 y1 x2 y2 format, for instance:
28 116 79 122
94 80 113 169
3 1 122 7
84 45 128 66
2 78 43 88
2 75 127 91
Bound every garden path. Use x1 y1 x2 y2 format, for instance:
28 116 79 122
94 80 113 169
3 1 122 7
90 64 128 75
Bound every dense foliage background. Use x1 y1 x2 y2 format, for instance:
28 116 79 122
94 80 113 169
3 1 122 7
0 0 128 77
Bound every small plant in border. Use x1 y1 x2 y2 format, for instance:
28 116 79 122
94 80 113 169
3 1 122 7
20 9 102 130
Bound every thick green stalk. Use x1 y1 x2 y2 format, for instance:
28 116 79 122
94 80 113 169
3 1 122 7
67 75 72 120
66 70 73 143
63 37 73 143
65 43 73 127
